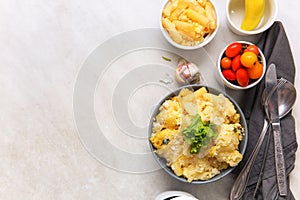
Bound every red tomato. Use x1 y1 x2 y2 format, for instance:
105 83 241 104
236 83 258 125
245 45 259 56
225 42 242 58
221 57 232 69
232 55 242 71
222 69 236 81
236 68 249 87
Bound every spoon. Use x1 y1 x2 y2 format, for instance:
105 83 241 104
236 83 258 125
230 78 297 200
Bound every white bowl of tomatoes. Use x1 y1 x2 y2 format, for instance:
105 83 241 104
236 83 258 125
217 41 266 90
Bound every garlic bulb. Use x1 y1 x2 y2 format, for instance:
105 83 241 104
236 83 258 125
175 59 202 84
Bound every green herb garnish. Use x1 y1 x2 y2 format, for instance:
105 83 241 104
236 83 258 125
162 56 172 62
182 114 217 154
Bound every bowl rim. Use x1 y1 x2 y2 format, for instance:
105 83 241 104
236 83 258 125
155 190 197 200
159 0 219 50
226 0 278 35
148 84 248 184
217 41 266 90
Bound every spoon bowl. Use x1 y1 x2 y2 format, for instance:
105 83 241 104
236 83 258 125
261 78 296 117
277 80 297 117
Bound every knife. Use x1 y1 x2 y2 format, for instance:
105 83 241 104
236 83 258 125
265 63 287 196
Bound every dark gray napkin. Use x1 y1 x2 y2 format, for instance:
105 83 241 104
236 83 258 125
229 21 297 200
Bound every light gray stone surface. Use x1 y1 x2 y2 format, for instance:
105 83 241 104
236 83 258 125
0 0 299 199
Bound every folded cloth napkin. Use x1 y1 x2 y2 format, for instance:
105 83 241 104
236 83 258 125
228 21 298 200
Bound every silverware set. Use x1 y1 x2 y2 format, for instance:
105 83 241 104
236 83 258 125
230 64 297 200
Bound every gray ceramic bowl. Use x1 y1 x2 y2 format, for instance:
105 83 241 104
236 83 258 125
148 84 248 184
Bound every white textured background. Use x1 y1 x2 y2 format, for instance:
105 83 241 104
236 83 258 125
0 0 299 199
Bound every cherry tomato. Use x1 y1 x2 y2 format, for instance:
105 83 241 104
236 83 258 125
222 69 236 81
244 45 259 56
232 55 242 71
247 62 264 79
225 42 242 58
221 57 232 69
240 52 258 68
236 68 249 87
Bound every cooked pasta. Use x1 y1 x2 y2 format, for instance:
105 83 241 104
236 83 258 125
161 0 217 46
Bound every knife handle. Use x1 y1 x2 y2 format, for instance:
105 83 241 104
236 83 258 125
272 122 287 196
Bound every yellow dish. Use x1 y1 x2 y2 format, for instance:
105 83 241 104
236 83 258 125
160 0 219 49
149 85 247 183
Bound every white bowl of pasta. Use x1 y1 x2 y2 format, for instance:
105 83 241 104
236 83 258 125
148 84 248 184
160 0 219 50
